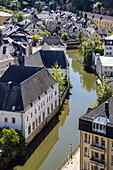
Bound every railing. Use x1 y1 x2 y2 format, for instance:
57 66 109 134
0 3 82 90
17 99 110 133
57 145 80 170
90 144 105 153
90 157 105 168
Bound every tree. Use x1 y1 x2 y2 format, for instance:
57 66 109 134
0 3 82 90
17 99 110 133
50 63 66 93
14 11 25 22
80 39 95 67
61 32 69 41
35 1 42 13
93 2 103 14
97 77 113 104
0 128 20 158
31 34 40 46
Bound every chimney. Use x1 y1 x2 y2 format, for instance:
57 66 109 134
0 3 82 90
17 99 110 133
3 46 6 54
105 101 109 119
8 81 12 90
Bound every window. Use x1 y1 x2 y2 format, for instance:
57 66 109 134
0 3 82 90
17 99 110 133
84 147 87 156
38 105 40 110
39 115 41 124
95 152 99 160
12 117 15 124
31 112 33 118
43 112 45 120
51 103 53 111
111 141 113 150
36 119 38 127
88 134 90 144
95 136 99 145
4 117 8 123
101 138 105 148
49 96 51 101
35 109 37 114
51 94 53 98
55 100 57 107
28 125 31 134
55 90 57 95
27 116 28 122
101 154 105 163
43 101 45 106
84 160 87 170
32 121 35 130
84 133 87 143
47 107 50 115
111 155 113 165
47 98 48 102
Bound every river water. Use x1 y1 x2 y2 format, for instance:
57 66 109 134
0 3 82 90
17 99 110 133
14 49 97 170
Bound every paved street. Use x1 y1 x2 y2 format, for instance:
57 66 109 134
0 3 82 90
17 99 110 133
62 148 80 170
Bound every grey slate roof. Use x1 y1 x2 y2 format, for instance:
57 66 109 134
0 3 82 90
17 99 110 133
25 50 69 69
79 97 113 139
0 65 56 112
39 36 65 47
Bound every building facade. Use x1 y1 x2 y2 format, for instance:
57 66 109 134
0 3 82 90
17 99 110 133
79 97 113 170
0 65 59 143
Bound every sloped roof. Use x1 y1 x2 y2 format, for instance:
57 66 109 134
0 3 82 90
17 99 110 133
0 65 56 112
25 50 69 69
99 56 113 66
40 42 51 51
39 36 65 47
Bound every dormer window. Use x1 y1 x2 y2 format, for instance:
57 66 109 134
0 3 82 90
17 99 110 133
92 115 108 134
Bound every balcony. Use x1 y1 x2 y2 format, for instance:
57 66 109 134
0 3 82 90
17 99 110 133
90 144 105 154
90 157 105 168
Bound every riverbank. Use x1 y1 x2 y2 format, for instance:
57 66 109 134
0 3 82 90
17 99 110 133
57 145 80 170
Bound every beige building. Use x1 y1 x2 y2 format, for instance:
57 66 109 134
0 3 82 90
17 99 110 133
79 97 113 170
0 11 13 26
84 12 113 31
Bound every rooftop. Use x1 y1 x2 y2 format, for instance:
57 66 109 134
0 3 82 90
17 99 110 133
0 65 56 112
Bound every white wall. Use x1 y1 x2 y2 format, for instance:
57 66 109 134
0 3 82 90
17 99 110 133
104 45 113 57
0 110 22 130
24 83 59 139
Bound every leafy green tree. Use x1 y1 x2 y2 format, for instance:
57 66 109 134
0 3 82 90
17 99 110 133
36 1 42 13
80 39 95 66
97 78 113 104
93 2 103 14
51 63 66 92
31 34 40 46
40 30 50 37
0 128 20 158
14 11 25 22
61 32 69 41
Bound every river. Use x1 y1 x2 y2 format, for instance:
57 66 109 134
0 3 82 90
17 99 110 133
14 49 97 170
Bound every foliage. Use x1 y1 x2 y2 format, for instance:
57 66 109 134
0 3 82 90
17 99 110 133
95 47 104 55
38 21 46 31
61 32 69 41
97 77 113 104
0 128 20 158
0 128 25 162
80 39 95 66
35 1 42 13
31 34 40 42
93 2 103 13
50 63 67 93
40 30 50 37
14 11 25 22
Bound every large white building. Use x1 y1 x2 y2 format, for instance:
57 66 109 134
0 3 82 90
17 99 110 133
92 35 113 79
0 65 59 143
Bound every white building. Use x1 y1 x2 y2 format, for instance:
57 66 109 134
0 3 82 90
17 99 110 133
92 35 113 79
0 65 59 143
96 56 113 78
